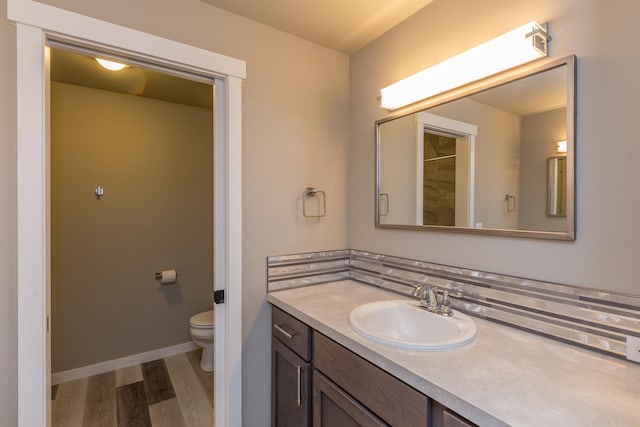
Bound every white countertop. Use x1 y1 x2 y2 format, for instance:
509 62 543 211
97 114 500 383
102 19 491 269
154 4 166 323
267 280 640 427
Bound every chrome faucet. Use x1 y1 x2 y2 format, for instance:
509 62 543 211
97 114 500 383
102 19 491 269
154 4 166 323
413 285 454 316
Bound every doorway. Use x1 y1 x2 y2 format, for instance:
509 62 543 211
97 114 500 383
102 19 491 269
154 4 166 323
415 112 477 228
49 46 215 424
422 130 457 226
13 5 244 425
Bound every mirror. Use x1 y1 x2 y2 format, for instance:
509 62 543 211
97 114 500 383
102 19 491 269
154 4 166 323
376 55 575 240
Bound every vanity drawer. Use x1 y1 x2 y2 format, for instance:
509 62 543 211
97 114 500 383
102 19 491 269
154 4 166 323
432 401 477 427
313 331 429 426
272 306 311 361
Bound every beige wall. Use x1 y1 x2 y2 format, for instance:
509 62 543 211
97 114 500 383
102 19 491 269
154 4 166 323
51 82 213 372
349 0 640 294
519 108 567 231
2 0 349 424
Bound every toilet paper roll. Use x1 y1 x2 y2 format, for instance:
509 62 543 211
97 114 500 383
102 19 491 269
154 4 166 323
157 269 177 284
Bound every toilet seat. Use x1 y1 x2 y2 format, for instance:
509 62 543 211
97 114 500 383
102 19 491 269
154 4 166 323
190 310 214 328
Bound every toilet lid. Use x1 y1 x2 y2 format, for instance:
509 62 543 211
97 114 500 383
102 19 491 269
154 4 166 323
190 310 214 328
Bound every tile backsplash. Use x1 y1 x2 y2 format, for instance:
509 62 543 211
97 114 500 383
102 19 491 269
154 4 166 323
267 249 350 291
268 249 640 359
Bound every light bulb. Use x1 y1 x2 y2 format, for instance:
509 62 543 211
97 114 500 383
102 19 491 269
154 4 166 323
557 140 567 154
96 58 128 71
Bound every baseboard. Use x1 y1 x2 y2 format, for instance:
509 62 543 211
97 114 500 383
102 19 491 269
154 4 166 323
51 341 198 385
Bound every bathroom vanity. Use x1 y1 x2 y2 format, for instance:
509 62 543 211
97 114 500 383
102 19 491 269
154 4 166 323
271 306 313 426
272 305 473 426
268 280 640 427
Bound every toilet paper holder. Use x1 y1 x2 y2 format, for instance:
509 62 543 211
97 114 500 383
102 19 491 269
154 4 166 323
155 269 178 284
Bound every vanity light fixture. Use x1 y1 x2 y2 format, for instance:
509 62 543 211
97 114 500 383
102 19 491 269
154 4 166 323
379 21 551 110
556 140 567 154
96 58 129 71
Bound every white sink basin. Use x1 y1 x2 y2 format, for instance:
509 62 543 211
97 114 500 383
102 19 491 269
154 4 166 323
348 300 477 351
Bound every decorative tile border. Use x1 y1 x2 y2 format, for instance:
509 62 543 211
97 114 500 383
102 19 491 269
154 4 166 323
267 249 640 359
267 249 350 291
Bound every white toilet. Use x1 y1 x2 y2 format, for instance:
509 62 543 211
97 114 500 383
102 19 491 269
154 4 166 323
189 310 214 372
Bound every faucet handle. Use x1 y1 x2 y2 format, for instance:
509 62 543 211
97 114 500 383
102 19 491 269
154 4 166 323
439 290 453 316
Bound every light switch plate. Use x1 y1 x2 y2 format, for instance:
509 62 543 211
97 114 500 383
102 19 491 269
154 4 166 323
626 336 640 363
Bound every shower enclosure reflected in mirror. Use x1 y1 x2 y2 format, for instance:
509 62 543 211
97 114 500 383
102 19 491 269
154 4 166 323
376 55 575 240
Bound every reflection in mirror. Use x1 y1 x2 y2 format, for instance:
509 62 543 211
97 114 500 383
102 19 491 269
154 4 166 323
376 55 575 240
379 112 476 227
547 156 567 217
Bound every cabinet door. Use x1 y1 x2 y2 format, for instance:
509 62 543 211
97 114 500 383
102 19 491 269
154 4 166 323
272 337 311 427
313 370 388 427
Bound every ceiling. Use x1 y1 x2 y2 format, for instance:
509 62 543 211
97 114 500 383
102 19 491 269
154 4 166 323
50 48 214 109
50 1 438 103
200 0 436 54
469 66 566 116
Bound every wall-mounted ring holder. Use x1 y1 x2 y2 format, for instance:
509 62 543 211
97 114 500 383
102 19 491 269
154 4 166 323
303 187 326 218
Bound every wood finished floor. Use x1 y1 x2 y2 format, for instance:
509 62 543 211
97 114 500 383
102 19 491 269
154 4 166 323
52 350 213 427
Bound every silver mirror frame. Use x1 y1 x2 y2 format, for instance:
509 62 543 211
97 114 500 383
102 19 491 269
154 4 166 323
375 55 576 240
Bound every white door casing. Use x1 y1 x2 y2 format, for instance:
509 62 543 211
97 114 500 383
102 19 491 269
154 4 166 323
10 1 245 426
415 112 477 227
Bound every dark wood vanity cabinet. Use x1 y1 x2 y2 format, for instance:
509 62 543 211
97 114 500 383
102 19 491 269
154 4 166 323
271 305 478 427
272 307 312 427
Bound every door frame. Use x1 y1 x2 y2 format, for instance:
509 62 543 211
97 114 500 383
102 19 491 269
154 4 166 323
415 112 477 227
9 1 245 426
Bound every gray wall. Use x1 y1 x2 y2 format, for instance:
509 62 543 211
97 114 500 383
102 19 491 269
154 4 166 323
519 108 567 231
51 81 213 372
0 0 17 423
349 0 640 295
430 98 521 229
1 0 349 425
378 114 418 225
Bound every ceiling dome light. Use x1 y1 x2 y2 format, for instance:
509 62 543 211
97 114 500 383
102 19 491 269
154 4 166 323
96 58 129 71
